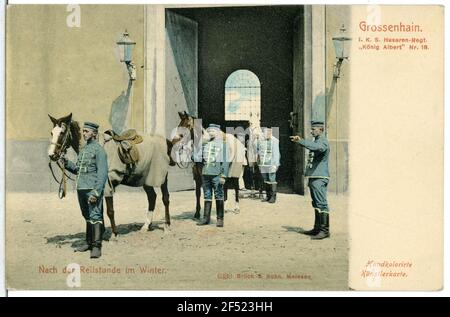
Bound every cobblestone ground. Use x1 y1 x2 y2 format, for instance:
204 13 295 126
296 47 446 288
6 190 348 290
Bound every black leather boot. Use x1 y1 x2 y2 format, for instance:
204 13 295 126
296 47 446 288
311 212 330 240
75 222 92 252
197 201 212 226
299 209 320 235
268 183 277 203
216 200 224 227
90 222 103 258
261 183 271 202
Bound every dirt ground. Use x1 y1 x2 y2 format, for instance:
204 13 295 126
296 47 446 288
6 190 348 290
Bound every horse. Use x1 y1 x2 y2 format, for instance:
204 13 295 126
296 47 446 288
47 113 173 236
170 111 246 219
170 111 204 220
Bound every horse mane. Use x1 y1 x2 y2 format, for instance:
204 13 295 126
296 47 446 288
70 121 81 154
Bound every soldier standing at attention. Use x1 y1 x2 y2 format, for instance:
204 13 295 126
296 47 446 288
62 122 109 258
290 121 330 240
197 124 230 227
257 127 280 203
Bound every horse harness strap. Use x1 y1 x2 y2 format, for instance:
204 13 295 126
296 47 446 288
55 121 72 150
48 160 74 199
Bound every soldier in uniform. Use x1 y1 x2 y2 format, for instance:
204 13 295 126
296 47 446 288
62 122 109 257
197 124 230 227
290 121 330 240
257 127 280 203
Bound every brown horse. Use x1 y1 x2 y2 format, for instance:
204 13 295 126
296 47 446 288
170 111 204 220
48 113 173 236
48 113 81 159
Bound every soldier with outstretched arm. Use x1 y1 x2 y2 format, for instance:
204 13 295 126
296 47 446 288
290 121 330 240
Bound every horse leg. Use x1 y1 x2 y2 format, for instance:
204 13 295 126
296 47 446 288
142 185 157 232
234 178 240 213
248 166 255 198
161 175 171 233
194 174 202 220
105 196 118 236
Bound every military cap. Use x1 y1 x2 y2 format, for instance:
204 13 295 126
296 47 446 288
311 121 324 127
207 123 221 130
83 122 99 131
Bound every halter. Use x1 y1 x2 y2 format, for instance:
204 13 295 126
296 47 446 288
48 121 75 199
51 122 72 157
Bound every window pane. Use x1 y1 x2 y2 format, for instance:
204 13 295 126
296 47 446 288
225 70 261 121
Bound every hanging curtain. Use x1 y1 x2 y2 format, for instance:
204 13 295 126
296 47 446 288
166 11 198 117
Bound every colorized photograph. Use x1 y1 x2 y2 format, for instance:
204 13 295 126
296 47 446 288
6 4 351 290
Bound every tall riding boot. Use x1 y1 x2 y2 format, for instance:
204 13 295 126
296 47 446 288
261 183 271 202
76 222 92 252
197 201 212 226
90 222 103 258
101 222 106 240
216 200 224 227
299 209 320 235
268 183 277 203
311 212 330 240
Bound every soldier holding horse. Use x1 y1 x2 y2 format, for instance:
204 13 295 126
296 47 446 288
61 121 108 258
48 113 173 259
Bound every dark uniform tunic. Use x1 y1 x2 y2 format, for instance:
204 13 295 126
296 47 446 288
202 137 229 201
66 139 109 223
298 135 330 212
257 136 281 184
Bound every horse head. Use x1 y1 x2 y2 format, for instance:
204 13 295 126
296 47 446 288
171 111 195 145
48 113 80 161
177 110 195 131
170 111 203 166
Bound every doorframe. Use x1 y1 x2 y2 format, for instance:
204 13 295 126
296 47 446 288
293 5 326 195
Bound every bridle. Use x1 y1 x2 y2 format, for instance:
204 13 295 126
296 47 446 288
171 118 195 169
48 121 75 199
174 132 192 169
50 122 72 157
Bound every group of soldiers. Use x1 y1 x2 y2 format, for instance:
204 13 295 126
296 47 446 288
61 120 331 259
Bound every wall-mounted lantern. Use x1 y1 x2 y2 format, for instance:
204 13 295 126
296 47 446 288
116 30 137 81
332 24 351 78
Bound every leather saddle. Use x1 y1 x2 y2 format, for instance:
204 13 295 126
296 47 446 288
105 129 143 165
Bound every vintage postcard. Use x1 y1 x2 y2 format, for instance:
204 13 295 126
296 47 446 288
4 4 443 291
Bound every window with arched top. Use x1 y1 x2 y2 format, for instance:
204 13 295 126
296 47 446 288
225 70 261 121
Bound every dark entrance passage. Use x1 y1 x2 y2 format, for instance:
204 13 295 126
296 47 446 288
167 6 304 192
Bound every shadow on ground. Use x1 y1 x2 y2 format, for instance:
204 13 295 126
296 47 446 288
45 222 145 249
282 225 302 233
170 211 198 221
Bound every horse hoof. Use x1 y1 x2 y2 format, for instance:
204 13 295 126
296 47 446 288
164 224 171 234
140 225 149 233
